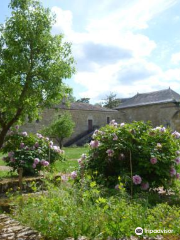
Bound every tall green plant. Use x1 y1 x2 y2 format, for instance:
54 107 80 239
78 121 180 193
0 0 75 148
41 112 75 148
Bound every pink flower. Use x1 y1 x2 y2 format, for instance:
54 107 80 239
32 163 36 168
109 120 118 127
15 125 19 130
176 173 180 179
34 142 39 148
8 151 14 157
120 123 125 127
115 184 120 190
176 150 180 155
36 133 43 139
175 157 180 164
172 131 180 139
113 134 118 140
90 140 100 148
20 142 25 149
132 175 142 185
141 182 149 190
34 158 40 164
106 149 114 157
150 157 157 164
170 167 176 176
81 154 86 160
71 171 77 179
41 160 49 167
10 158 15 162
22 131 28 137
45 137 49 141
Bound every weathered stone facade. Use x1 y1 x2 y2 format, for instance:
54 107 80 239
118 102 180 130
21 103 119 145
116 88 180 131
21 89 180 145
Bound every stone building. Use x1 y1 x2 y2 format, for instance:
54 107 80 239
21 102 119 146
115 88 180 131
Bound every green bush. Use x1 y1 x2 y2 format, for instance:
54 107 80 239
1 126 64 176
12 178 180 239
78 121 180 192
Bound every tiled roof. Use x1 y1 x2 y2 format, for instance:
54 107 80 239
115 88 180 109
54 102 118 112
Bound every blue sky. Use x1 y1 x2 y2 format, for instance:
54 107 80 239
1 0 180 103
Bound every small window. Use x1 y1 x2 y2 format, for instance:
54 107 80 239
107 117 110 124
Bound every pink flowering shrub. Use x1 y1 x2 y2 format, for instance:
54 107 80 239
79 121 180 192
1 127 64 176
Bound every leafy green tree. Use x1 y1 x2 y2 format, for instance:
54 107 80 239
102 92 121 109
76 98 90 103
0 0 75 148
41 112 75 148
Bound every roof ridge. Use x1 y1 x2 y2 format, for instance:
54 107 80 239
136 88 170 96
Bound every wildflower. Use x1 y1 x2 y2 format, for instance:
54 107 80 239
115 184 119 190
22 131 28 137
34 158 40 164
150 157 157 164
71 171 77 179
172 131 180 139
8 151 14 157
170 167 176 176
141 182 149 190
106 149 114 157
49 141 53 146
120 123 125 127
90 140 100 148
132 175 142 185
175 157 180 164
45 137 49 141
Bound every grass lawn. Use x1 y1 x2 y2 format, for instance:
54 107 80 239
0 146 89 177
54 146 88 173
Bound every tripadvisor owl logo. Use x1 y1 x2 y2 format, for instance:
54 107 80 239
135 227 143 235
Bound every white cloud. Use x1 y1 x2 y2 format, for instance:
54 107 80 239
51 6 73 35
50 0 178 101
171 52 180 65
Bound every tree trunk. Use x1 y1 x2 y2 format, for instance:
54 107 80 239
0 127 10 149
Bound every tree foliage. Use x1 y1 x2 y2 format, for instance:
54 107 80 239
76 98 90 104
102 92 121 109
41 112 75 148
0 0 75 148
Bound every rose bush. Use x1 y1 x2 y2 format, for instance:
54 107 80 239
1 126 64 176
77 121 180 193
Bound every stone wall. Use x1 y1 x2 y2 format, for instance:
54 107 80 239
117 102 180 130
21 108 119 144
